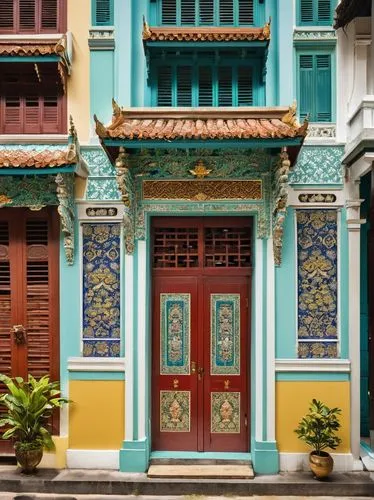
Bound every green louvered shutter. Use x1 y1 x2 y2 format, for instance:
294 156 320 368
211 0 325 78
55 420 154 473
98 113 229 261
162 0 177 24
177 66 192 106
199 0 214 24
317 0 331 24
94 0 113 25
237 67 253 106
218 66 233 106
157 66 173 106
316 54 331 121
219 0 234 25
198 66 213 106
238 0 254 24
181 0 196 23
299 54 314 121
300 0 313 23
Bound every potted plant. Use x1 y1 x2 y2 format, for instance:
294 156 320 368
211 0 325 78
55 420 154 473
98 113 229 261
0 374 68 473
295 398 342 479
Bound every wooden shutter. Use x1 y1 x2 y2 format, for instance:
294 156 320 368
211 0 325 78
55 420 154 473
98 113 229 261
300 0 313 23
43 95 60 133
219 0 234 24
19 0 37 32
0 222 12 379
177 66 192 106
181 0 195 24
162 0 177 24
238 0 254 25
199 0 214 24
218 66 233 106
41 0 58 30
3 96 22 134
199 66 213 106
95 0 112 25
24 95 41 133
157 66 173 106
299 54 314 121
237 66 253 106
317 0 331 23
0 0 15 32
316 54 331 121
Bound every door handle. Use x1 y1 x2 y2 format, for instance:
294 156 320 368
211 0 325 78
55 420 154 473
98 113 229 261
11 325 27 345
191 361 197 374
198 367 205 381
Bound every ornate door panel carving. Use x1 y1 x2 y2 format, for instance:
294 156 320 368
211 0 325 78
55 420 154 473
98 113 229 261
152 217 251 452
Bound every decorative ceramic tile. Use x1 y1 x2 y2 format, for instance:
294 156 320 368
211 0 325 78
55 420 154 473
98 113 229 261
86 178 121 201
82 223 121 357
211 392 240 434
160 391 190 432
160 294 190 375
211 295 240 375
82 148 116 176
289 146 344 185
297 210 338 357
298 342 338 359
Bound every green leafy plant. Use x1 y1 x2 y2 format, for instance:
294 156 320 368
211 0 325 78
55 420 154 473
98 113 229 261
295 398 342 455
0 374 68 451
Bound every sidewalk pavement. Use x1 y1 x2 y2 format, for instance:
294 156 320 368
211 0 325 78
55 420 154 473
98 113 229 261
0 467 374 497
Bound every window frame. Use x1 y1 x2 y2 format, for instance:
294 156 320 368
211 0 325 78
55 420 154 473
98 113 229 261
297 0 336 27
92 0 114 26
0 0 67 35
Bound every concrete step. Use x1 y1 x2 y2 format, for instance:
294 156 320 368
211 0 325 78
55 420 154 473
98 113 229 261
149 458 250 465
147 463 254 479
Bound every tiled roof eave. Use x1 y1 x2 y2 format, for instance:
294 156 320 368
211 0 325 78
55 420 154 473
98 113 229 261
0 146 78 171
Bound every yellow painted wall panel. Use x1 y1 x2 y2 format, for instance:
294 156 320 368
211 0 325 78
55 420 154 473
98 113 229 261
69 381 125 449
276 381 350 453
67 0 90 142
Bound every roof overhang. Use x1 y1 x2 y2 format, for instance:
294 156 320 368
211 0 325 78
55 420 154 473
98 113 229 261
334 0 371 29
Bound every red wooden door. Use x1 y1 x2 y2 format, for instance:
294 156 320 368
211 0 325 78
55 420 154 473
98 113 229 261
0 207 60 450
152 218 251 452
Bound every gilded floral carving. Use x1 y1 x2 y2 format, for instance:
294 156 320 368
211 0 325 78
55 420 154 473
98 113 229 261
211 392 240 433
160 391 190 432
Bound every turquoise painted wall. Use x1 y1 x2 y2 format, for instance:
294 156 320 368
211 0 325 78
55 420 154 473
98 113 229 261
277 0 294 105
340 208 349 360
91 50 115 125
360 174 371 436
114 0 132 106
275 207 297 358
132 0 148 106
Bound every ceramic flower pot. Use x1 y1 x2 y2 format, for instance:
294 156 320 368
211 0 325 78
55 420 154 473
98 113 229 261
14 442 43 474
309 450 334 479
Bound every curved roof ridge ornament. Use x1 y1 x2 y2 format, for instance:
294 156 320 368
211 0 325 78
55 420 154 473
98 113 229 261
94 114 108 138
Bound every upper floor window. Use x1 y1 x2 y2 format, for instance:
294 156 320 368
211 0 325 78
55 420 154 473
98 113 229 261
297 52 332 122
92 0 114 26
159 0 254 26
0 0 66 34
0 64 66 134
152 56 262 107
297 0 334 26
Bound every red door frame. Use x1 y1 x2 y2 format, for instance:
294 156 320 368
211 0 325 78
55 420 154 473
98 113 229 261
151 216 252 452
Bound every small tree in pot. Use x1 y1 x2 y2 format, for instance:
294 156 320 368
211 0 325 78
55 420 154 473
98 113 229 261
295 398 342 479
0 374 68 473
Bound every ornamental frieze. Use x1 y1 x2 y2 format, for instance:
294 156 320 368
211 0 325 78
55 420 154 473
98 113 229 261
298 193 337 203
142 180 262 201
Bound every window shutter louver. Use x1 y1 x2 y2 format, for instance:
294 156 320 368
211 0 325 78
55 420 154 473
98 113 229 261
218 66 233 106
316 54 331 121
219 0 234 24
157 66 173 106
317 0 331 23
19 0 36 32
26 219 51 378
41 0 58 30
181 0 196 24
177 66 192 106
4 96 22 134
0 222 12 380
198 66 213 106
199 0 214 24
238 0 254 24
300 0 313 23
95 0 112 25
24 96 41 133
299 54 314 121
0 0 15 32
237 67 253 106
43 96 59 133
162 0 177 24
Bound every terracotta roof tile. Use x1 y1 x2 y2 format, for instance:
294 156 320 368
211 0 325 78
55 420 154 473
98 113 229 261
95 106 308 142
0 36 67 58
0 146 78 169
143 23 270 42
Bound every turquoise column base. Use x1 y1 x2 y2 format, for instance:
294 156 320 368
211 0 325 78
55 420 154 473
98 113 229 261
120 438 149 472
251 440 279 474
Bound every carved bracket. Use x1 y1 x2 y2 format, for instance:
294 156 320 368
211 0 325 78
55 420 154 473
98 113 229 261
272 148 291 266
55 173 75 265
115 147 135 254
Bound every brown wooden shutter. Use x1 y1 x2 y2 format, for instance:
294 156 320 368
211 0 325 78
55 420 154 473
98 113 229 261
19 0 37 32
26 218 51 378
24 95 41 133
41 0 58 31
3 96 22 134
0 221 12 379
0 0 15 32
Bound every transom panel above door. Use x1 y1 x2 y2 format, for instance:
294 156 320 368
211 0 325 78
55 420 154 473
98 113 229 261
152 217 252 452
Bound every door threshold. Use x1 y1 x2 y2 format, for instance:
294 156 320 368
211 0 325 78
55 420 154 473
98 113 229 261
151 451 251 461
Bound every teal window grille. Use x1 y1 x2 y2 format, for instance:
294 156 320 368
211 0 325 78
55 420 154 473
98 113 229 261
92 0 113 26
297 53 332 122
153 58 259 106
159 0 255 26
298 0 334 26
